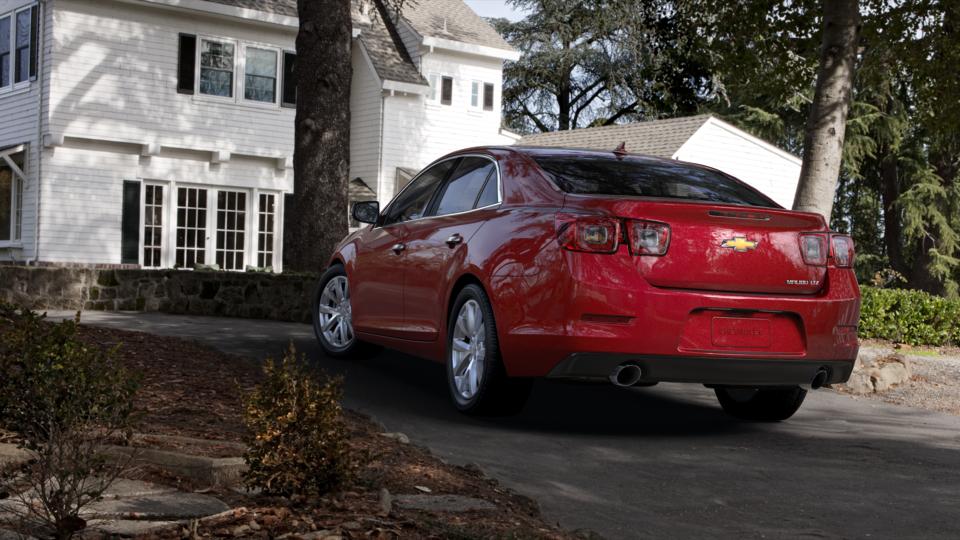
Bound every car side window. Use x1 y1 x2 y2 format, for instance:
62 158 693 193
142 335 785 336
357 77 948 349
382 160 456 226
474 170 499 208
432 157 495 217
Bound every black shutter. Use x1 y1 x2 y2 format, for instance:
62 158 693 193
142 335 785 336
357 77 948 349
29 5 38 80
121 181 141 265
281 51 296 108
177 33 196 94
483 83 494 111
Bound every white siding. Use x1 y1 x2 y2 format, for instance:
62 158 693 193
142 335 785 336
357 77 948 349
674 119 801 208
349 43 383 195
378 50 509 202
0 0 50 263
47 0 297 160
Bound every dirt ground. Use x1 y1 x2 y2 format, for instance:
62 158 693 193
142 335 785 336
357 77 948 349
70 324 578 539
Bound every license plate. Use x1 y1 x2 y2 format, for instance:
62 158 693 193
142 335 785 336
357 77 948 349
711 317 771 348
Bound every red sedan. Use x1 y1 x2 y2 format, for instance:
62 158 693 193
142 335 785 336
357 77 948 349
313 147 861 421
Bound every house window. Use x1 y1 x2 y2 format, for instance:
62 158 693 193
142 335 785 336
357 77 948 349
0 17 8 88
1 5 36 91
13 8 29 83
199 39 235 97
143 185 164 268
175 187 207 268
257 193 276 269
244 46 278 103
215 190 246 271
483 83 494 111
440 76 453 105
0 149 24 243
470 81 480 108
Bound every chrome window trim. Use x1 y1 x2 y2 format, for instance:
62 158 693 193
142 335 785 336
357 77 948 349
377 153 503 229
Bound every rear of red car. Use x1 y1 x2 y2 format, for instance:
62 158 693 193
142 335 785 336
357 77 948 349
496 150 860 392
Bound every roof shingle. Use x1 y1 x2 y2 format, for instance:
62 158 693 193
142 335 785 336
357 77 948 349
519 115 713 158
399 0 513 52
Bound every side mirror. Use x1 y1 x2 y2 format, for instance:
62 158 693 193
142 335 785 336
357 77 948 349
352 200 380 224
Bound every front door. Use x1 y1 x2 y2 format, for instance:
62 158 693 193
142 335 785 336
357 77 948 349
351 159 456 338
402 156 500 341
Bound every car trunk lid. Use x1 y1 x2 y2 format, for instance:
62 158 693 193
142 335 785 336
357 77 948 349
565 196 829 295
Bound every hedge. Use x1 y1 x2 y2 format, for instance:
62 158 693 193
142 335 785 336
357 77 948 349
859 286 960 346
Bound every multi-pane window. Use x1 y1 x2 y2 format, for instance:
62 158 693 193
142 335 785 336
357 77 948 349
0 149 24 243
470 81 480 108
175 187 207 268
143 185 164 268
440 76 453 105
244 47 277 103
14 9 29 84
215 190 246 271
0 16 9 88
199 39 234 97
257 193 276 269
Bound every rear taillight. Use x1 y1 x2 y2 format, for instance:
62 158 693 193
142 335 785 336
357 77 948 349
556 214 620 253
830 234 855 268
627 220 670 256
799 234 828 266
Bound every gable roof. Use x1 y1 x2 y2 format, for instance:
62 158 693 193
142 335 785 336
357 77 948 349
399 0 514 52
198 0 425 86
519 115 713 158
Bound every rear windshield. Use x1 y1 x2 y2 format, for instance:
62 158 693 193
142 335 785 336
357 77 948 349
533 155 780 208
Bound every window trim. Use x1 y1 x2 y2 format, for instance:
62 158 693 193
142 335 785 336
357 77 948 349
0 4 37 95
193 35 285 109
196 36 238 101
0 144 26 247
240 43 281 106
139 182 166 268
377 154 502 229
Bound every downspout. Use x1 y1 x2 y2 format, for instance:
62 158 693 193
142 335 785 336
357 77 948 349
30 0 46 265
377 92 385 201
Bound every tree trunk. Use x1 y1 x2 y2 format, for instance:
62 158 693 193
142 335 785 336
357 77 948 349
284 0 353 272
792 0 861 222
879 146 907 275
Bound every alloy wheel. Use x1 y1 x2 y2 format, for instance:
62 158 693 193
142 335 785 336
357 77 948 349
451 299 486 400
317 275 354 350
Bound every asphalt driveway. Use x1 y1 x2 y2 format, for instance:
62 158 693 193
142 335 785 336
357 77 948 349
50 311 960 539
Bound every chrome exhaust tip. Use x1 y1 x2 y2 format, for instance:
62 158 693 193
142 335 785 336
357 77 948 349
609 364 643 387
810 368 829 390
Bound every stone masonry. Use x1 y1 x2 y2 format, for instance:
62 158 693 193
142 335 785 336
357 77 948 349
0 266 316 323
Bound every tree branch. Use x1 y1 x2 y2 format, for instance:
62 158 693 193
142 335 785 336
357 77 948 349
601 101 640 126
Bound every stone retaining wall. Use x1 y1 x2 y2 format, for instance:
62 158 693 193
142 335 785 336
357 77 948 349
0 266 317 323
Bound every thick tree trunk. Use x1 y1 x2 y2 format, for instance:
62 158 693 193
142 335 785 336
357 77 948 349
284 0 352 272
792 0 861 222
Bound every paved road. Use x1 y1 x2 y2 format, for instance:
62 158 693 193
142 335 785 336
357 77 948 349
52 311 960 539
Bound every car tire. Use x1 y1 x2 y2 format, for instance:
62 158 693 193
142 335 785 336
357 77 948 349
714 386 807 422
446 284 531 416
312 264 377 358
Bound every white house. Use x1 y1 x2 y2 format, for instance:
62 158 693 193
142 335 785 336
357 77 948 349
0 0 518 271
520 115 802 208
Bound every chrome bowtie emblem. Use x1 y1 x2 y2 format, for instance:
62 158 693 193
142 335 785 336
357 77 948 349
720 236 759 252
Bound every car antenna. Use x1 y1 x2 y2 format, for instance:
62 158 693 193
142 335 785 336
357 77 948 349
613 141 628 159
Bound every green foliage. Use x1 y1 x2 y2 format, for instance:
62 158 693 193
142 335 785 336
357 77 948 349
0 304 140 540
859 286 960 346
0 305 139 448
243 345 355 497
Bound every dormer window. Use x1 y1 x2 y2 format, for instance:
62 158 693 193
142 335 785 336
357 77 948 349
199 39 235 98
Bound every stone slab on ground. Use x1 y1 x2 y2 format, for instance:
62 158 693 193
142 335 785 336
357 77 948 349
103 445 246 486
82 492 230 520
0 444 30 466
838 347 912 394
87 518 184 536
395 494 496 513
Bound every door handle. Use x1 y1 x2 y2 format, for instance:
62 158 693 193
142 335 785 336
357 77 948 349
446 234 463 247
391 243 406 254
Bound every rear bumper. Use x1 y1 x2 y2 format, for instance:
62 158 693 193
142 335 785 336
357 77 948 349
547 353 855 386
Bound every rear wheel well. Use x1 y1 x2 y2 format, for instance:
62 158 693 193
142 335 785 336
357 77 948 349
447 274 486 326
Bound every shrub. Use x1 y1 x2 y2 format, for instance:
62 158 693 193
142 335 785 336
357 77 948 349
859 286 960 346
0 305 140 540
243 344 355 497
